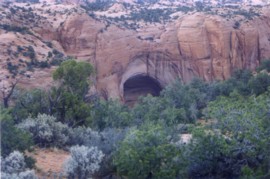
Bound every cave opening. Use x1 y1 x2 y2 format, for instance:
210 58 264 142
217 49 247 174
123 75 162 106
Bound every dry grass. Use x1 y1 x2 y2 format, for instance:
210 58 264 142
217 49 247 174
27 147 70 178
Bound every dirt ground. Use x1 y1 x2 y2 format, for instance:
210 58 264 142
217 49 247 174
27 148 70 178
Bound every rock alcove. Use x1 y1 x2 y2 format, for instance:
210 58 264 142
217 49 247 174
119 51 181 106
123 74 162 106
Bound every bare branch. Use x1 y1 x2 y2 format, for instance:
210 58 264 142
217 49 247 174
2 79 18 108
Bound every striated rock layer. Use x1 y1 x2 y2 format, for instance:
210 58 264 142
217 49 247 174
1 4 270 101
59 12 270 99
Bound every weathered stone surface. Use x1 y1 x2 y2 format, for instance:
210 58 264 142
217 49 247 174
1 4 270 102
177 12 270 82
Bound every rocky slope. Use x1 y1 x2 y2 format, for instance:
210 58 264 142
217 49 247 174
1 2 270 101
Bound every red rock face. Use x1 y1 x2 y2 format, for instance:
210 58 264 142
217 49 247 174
58 11 270 99
1 3 270 101
177 14 262 82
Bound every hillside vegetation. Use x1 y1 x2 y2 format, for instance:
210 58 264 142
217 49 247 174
1 59 270 178
1 1 270 178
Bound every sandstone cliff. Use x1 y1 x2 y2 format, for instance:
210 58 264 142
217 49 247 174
177 13 270 82
1 3 270 101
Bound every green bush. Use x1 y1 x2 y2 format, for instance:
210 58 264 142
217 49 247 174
12 89 50 122
22 46 36 63
17 114 71 147
248 73 270 95
114 124 185 179
7 62 18 76
202 92 270 177
233 21 240 29
89 99 132 130
81 0 113 11
64 145 104 178
187 131 240 178
1 151 37 178
132 95 189 126
37 61 50 68
0 24 31 34
257 59 270 72
53 60 94 98
176 6 194 13
0 109 33 157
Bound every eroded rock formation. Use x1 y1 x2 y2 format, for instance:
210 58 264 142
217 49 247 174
1 4 270 102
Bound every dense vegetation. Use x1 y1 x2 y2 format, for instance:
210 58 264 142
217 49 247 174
1 59 270 178
81 0 114 11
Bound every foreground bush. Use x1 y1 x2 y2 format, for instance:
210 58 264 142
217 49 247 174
64 145 104 178
89 99 132 130
114 124 186 178
257 59 270 72
1 109 33 157
1 151 37 179
17 114 71 147
11 89 50 123
198 91 270 178
68 127 129 177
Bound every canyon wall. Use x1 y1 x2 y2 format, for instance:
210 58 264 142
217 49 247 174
56 10 270 99
1 4 270 101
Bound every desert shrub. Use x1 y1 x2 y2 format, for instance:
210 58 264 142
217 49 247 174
49 88 92 126
233 21 240 29
2 151 26 173
89 99 132 130
48 50 66 65
37 61 50 68
0 24 31 34
22 46 36 62
132 95 190 126
200 92 270 177
195 1 204 11
44 41 53 48
50 58 63 66
114 123 186 178
17 114 71 147
256 59 270 72
7 62 18 76
1 109 33 157
136 0 158 4
17 45 24 52
15 0 40 3
187 131 238 178
68 127 128 177
233 9 260 20
70 126 126 149
81 0 113 11
52 60 94 126
208 69 253 97
47 51 53 58
12 60 95 127
176 6 194 13
64 145 104 179
248 72 270 95
53 60 94 98
131 79 217 126
226 69 253 96
96 128 129 176
161 80 201 121
98 128 128 155
129 8 173 23
24 156 36 170
68 127 101 146
1 170 37 179
1 151 37 179
11 89 50 122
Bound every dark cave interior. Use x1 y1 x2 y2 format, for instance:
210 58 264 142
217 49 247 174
124 75 162 106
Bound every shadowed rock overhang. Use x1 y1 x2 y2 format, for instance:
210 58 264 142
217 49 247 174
123 74 162 106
